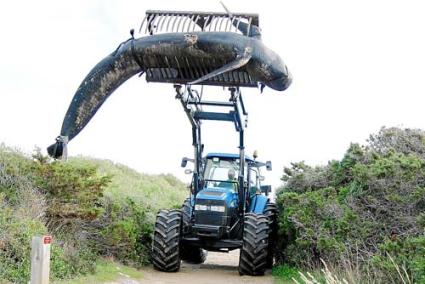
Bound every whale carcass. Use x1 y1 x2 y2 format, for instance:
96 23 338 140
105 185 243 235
47 9 292 159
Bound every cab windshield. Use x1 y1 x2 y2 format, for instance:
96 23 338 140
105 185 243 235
203 157 239 190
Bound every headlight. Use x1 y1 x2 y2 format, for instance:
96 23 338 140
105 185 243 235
194 204 225 212
195 204 207 211
210 205 225 212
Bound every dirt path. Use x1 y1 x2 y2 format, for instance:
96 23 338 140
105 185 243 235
135 250 274 284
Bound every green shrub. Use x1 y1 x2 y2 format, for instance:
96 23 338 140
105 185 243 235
0 194 47 283
29 154 111 228
272 264 301 282
0 152 84 283
96 197 153 266
370 237 425 283
277 127 425 283
0 145 186 282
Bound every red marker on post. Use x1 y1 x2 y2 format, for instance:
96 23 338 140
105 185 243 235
43 235 52 245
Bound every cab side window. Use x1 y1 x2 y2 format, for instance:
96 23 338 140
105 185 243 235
249 168 259 195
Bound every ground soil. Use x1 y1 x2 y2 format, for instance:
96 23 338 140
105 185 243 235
109 250 274 284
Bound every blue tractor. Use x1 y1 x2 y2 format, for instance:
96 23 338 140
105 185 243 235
151 85 278 276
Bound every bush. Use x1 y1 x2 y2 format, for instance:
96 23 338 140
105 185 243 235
95 198 153 266
277 127 425 283
65 156 187 265
0 150 87 283
272 264 301 282
0 145 186 283
0 193 47 282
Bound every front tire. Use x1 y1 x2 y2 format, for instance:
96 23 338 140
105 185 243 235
180 199 207 264
181 198 191 235
152 210 182 272
238 213 269 276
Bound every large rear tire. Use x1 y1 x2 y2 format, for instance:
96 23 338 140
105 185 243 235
264 203 278 268
151 210 182 272
238 213 269 276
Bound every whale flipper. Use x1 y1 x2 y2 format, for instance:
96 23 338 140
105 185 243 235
189 48 252 85
47 136 68 160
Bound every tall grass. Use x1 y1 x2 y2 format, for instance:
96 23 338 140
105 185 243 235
289 257 414 284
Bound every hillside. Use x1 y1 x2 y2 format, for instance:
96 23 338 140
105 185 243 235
0 146 186 283
67 157 187 221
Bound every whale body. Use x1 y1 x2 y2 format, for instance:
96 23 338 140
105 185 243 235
47 31 291 159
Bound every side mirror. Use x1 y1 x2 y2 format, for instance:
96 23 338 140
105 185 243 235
181 157 195 167
266 161 272 171
184 169 193 175
181 157 188 168
260 185 272 195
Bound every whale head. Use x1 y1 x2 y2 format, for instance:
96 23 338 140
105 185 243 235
249 44 292 92
265 56 292 91
267 70 292 91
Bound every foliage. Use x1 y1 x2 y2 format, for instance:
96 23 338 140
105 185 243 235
277 127 425 283
64 157 186 266
94 197 153 266
0 192 46 282
0 149 84 283
294 260 348 284
371 237 425 283
0 145 186 283
31 158 110 227
67 157 187 220
272 264 301 282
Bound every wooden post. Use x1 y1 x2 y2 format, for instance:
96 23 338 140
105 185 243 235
30 235 52 284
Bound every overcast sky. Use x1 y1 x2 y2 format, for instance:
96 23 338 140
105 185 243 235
1 0 425 187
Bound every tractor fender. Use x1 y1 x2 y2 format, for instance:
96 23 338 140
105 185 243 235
248 194 269 214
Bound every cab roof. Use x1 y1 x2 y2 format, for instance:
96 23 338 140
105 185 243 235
206 152 254 162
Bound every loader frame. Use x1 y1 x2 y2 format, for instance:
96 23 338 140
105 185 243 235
175 84 248 215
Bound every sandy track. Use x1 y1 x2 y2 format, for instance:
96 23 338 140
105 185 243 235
136 250 274 284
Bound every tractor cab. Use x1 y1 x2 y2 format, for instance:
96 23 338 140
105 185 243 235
201 153 271 197
181 147 273 242
202 154 241 192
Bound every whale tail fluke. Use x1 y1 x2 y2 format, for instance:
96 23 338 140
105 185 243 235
47 136 68 160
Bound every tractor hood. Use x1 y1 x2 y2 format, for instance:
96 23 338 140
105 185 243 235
196 187 237 208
